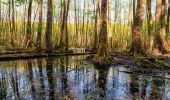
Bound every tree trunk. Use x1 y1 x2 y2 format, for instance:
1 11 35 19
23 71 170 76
82 0 85 47
26 0 33 48
11 0 15 46
59 0 66 47
131 0 136 50
97 0 108 57
93 0 99 51
155 0 168 52
46 0 53 51
128 0 132 26
167 0 170 38
65 0 70 51
36 0 43 50
8 0 12 44
146 0 154 50
131 0 145 54
74 0 78 46
0 0 1 21
85 3 89 47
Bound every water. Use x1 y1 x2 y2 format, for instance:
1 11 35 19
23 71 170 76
0 55 170 100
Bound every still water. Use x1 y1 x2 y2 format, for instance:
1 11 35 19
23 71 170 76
0 55 170 100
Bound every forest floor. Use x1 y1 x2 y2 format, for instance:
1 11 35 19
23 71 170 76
109 50 170 79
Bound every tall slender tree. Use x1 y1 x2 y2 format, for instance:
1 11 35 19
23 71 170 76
131 0 145 54
146 0 153 50
93 0 99 51
167 0 170 36
26 0 33 48
59 0 66 47
46 0 53 52
0 0 1 21
11 0 15 45
59 0 70 51
155 0 168 52
37 0 43 50
65 0 70 51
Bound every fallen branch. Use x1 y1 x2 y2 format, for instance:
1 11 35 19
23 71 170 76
0 52 95 61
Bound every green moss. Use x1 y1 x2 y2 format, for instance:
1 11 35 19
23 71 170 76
124 65 130 68
157 60 170 67
93 55 111 65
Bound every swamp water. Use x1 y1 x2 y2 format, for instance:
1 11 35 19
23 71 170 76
0 55 170 100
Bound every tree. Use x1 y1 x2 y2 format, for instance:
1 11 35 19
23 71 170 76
46 0 53 52
167 0 170 37
26 0 33 48
59 0 70 51
97 0 109 57
11 0 15 45
65 0 70 51
155 0 168 52
0 0 1 21
36 0 43 50
146 0 154 50
131 0 145 54
93 0 99 51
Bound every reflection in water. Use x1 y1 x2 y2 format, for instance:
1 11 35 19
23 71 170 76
95 67 109 98
27 60 35 99
46 58 55 99
37 59 45 99
0 56 170 99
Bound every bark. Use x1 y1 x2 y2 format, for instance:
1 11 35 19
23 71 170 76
155 0 168 52
74 0 78 46
97 0 108 57
167 0 170 37
133 0 136 24
0 0 1 21
131 0 145 54
146 0 154 50
93 0 99 50
65 0 70 51
11 0 15 45
82 0 85 46
26 0 33 48
46 0 53 51
131 0 136 49
59 0 66 47
128 0 132 25
37 0 43 50
59 0 70 51
8 0 12 44
85 3 89 47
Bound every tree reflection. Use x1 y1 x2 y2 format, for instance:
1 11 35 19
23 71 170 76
60 57 69 97
11 64 19 99
95 66 109 98
46 58 55 99
37 59 45 99
27 60 35 98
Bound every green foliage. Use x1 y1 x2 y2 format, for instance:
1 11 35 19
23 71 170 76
16 0 26 5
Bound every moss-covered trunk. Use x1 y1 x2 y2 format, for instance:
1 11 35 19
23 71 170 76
97 0 108 57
